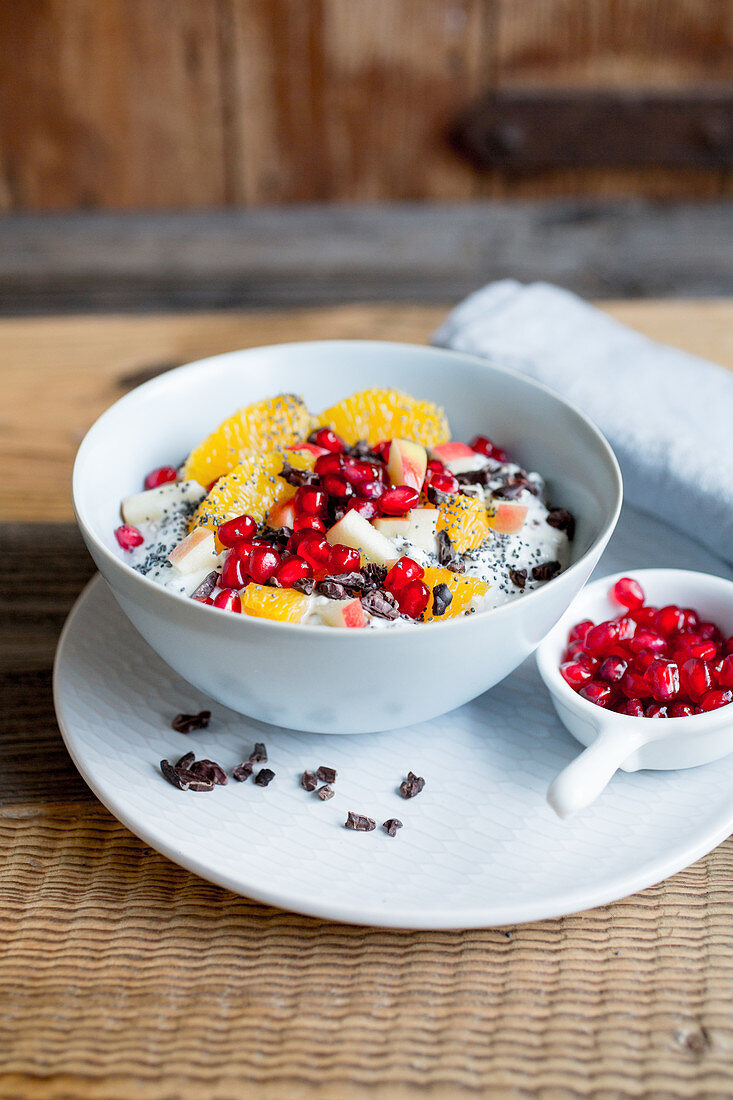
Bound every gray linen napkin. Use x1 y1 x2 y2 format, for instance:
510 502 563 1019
432 280 733 566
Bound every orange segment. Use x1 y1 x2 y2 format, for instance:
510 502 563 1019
436 494 490 553
240 583 311 623
189 448 315 531
422 566 489 621
181 394 313 486
319 388 450 448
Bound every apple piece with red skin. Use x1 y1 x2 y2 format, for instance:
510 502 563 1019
267 497 297 529
387 438 427 492
286 442 329 458
319 597 367 628
486 501 528 534
430 442 479 475
326 509 399 567
168 527 221 574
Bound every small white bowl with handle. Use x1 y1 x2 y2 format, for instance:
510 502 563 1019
537 568 733 818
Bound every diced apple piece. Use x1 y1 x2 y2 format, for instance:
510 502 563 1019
122 479 205 526
319 597 367 629
387 438 427 491
168 527 220 574
432 442 483 475
286 442 328 458
404 507 438 552
267 497 296 529
326 510 399 567
486 502 528 535
374 517 410 539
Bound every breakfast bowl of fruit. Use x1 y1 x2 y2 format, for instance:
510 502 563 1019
72 340 622 733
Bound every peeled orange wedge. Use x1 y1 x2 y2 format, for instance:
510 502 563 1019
319 388 450 448
436 494 490 553
181 395 313 487
189 448 314 531
422 566 489 621
240 583 311 623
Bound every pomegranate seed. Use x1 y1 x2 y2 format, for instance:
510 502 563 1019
681 608 700 630
615 616 637 642
311 428 345 453
680 658 713 700
578 681 615 708
321 473 354 501
611 576 645 610
217 513 257 548
618 698 645 717
144 465 178 490
645 703 668 718
717 655 733 688
352 476 382 503
234 538 258 564
328 543 361 574
220 551 248 589
247 545 280 584
427 470 459 494
629 630 667 655
697 621 720 641
620 668 649 699
724 636 733 655
670 703 695 717
470 435 509 462
426 459 445 473
655 605 685 635
273 556 313 587
296 534 332 571
629 606 658 626
314 453 344 478
213 589 241 613
385 556 424 594
343 460 379 486
569 619 594 644
395 579 430 619
294 485 328 516
679 639 718 661
206 477 222 492
584 622 620 656
293 514 326 534
644 659 680 702
346 498 380 521
379 485 420 515
632 649 658 673
373 441 391 463
599 656 628 683
560 660 594 689
699 688 733 711
115 524 144 550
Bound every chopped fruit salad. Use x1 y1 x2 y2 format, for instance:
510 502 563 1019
561 577 733 715
115 387 574 628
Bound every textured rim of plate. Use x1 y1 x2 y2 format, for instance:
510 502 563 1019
53 576 733 929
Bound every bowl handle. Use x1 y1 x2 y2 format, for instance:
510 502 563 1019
547 722 647 819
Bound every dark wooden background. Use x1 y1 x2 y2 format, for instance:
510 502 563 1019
2 0 732 211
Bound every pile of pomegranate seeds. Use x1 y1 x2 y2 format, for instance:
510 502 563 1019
560 576 733 717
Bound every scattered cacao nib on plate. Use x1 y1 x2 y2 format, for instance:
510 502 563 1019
345 811 376 832
171 710 211 734
316 765 337 783
301 770 318 792
292 577 315 595
508 568 527 590
532 561 562 582
399 771 425 799
546 507 576 541
190 571 218 602
160 759 214 792
316 785 334 801
190 759 228 786
278 462 317 488
254 768 275 787
232 761 254 782
175 751 195 770
361 589 399 620
249 742 268 764
436 530 465 574
383 818 403 837
432 583 453 617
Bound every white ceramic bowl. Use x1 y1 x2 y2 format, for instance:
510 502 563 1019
73 340 622 733
537 568 733 817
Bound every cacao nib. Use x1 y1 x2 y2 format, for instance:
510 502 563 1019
399 771 425 799
325 571 366 594
491 477 533 501
190 759 228 786
361 589 399 620
316 579 347 600
254 768 275 787
160 758 187 789
383 818 403 837
532 561 562 582
278 462 317 487
436 530 465 574
190 571 218 602
346 440 376 460
255 526 293 551
316 785 334 801
546 507 575 541
175 751 195 770
293 577 315 595
432 582 453 617
301 770 318 791
249 742 268 764
171 710 211 734
345 811 376 832
455 467 493 488
160 759 214 792
361 564 388 591
316 765 337 783
508 568 527 589
232 761 254 782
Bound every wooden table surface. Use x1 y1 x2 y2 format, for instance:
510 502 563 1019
2 300 733 1099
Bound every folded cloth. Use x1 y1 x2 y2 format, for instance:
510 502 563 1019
432 280 733 566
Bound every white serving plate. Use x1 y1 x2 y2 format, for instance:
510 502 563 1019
54 505 733 929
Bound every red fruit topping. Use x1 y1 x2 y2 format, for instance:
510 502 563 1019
644 658 680 702
427 470 460 494
395 578 430 619
115 524 144 551
356 479 385 501
677 638 718 661
296 534 332 572
144 465 178 490
632 649 658 673
345 498 380 521
569 619 594 644
470 435 509 462
328 543 361 574
379 485 420 516
384 556 424 595
373 441 391 463
680 657 713 700
699 688 733 711
584 622 620 656
293 514 326 534
560 660 595 689
615 616 637 642
213 589 241 613
220 551 248 590
321 473 354 501
234 538 258 564
343 460 379 486
217 513 257 548
629 606 658 626
599 656 628 683
611 576 645 610
654 605 685 635
618 698 645 717
724 636 733 655
314 453 344 478
206 477 222 493
629 629 666 655
294 485 328 516
311 428 345 454
247 545 281 584
681 608 700 630
578 681 615 708
717 655 733 688
697 621 721 641
273 556 313 588
645 703 668 718
620 669 649 699
426 459 445 473
670 703 695 717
